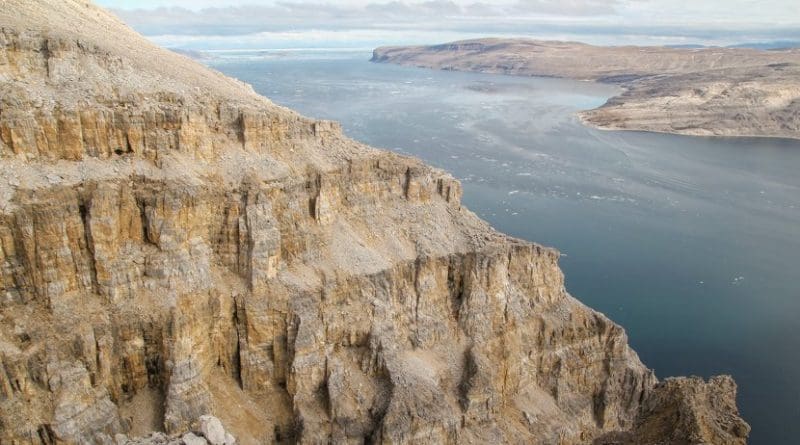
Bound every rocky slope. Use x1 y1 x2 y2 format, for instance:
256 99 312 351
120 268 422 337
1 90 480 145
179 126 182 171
372 38 800 139
0 2 749 444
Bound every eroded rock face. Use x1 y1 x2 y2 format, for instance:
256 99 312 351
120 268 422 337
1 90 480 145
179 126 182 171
595 376 750 445
0 2 749 444
116 415 236 445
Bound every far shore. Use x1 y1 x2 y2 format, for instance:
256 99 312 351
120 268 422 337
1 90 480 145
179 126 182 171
372 38 800 141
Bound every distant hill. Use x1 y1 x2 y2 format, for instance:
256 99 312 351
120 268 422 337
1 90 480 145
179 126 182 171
728 41 800 50
373 38 800 139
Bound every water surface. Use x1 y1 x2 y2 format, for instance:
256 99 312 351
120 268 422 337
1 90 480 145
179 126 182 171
209 51 800 445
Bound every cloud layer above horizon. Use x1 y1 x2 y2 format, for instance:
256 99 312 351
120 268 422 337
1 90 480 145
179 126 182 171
96 0 800 49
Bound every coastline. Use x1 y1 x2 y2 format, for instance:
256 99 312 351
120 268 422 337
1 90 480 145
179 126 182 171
375 59 800 142
371 40 800 142
576 112 800 142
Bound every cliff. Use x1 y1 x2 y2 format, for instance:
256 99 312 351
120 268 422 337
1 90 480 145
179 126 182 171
372 38 800 140
0 2 749 444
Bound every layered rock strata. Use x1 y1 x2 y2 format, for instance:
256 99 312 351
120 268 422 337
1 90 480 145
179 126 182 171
0 2 749 444
372 38 800 139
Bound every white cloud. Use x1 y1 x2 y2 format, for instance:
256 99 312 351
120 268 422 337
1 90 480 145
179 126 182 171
95 0 800 48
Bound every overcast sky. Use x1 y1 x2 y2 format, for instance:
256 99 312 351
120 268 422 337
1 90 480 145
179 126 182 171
95 0 800 49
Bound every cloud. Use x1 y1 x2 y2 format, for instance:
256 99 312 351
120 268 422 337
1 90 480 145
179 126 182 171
513 0 620 15
97 0 800 49
98 0 800 25
106 0 623 36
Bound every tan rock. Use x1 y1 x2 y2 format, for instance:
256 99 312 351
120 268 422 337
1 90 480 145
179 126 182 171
182 432 208 445
195 415 226 445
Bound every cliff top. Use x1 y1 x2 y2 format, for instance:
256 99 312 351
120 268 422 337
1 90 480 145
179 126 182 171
0 0 276 107
0 0 399 214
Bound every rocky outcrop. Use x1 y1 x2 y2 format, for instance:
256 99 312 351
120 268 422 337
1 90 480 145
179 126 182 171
372 38 800 140
579 64 800 139
595 376 750 445
0 2 748 444
119 415 236 445
0 24 338 163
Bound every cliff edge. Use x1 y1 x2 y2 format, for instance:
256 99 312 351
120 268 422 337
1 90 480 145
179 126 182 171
0 2 749 444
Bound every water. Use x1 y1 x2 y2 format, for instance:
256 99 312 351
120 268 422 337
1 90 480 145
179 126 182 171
208 51 800 444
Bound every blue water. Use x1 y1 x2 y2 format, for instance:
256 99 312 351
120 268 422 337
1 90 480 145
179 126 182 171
208 51 800 445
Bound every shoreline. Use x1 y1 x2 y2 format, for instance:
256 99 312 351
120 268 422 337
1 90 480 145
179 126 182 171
375 59 800 142
371 40 800 142
576 113 800 143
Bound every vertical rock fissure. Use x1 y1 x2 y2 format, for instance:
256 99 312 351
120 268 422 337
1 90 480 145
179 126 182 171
78 201 99 295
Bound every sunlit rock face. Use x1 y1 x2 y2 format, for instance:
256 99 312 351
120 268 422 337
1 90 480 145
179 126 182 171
0 2 748 444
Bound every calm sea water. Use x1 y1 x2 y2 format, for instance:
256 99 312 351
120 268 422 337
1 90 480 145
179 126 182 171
208 51 800 445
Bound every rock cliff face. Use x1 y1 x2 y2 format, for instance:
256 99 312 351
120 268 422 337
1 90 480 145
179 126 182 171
0 2 749 444
372 38 800 140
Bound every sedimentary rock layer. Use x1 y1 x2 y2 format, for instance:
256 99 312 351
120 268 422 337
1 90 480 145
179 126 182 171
372 38 800 139
0 2 749 444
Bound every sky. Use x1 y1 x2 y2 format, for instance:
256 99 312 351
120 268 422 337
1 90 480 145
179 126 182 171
95 0 800 50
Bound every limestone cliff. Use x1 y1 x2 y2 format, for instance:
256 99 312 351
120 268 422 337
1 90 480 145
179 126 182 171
0 2 749 444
